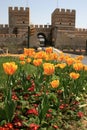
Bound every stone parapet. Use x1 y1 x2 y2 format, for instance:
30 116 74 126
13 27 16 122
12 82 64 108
9 7 29 12
75 28 87 32
34 24 51 29
52 8 75 15
0 24 9 29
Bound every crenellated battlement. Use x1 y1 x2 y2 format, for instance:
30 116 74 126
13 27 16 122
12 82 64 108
75 28 87 32
9 7 29 12
0 24 9 28
52 8 75 15
30 24 52 29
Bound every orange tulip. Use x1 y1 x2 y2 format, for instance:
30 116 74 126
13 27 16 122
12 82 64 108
33 59 42 66
49 53 58 60
66 58 75 66
43 63 55 75
19 54 25 61
3 62 17 75
73 63 83 71
45 47 53 53
34 51 47 59
83 65 87 71
26 58 31 63
57 52 64 59
24 48 35 57
70 72 80 79
55 63 66 69
20 61 25 65
75 55 84 61
50 80 59 88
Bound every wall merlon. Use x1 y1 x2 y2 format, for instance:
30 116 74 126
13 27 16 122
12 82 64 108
72 10 76 13
39 25 43 28
66 9 70 13
56 8 60 11
20 7 24 11
5 24 9 28
14 7 18 11
35 25 38 28
0 24 3 28
25 7 29 11
61 9 65 12
9 7 12 11
49 25 52 28
44 25 47 28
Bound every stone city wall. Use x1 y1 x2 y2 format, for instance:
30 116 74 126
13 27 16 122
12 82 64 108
55 30 87 51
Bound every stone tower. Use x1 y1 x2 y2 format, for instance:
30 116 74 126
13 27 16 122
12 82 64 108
9 7 30 34
51 8 76 30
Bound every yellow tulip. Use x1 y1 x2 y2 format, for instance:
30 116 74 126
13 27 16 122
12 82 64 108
3 62 17 75
43 63 55 75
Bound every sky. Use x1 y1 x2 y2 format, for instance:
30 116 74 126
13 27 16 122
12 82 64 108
0 0 87 29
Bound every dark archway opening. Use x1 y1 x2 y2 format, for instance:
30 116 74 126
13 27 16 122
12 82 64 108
37 33 46 47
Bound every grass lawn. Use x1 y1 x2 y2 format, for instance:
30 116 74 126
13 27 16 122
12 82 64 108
0 56 35 87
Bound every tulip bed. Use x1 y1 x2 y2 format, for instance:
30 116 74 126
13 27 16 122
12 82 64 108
0 47 87 130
